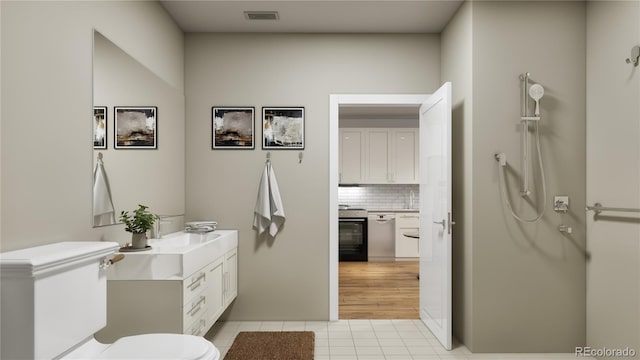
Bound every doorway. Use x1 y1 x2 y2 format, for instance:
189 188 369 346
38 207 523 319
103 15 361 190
337 103 421 319
330 86 453 349
329 94 430 321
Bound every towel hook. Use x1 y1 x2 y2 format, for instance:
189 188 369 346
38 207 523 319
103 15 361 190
298 152 303 164
626 45 639 67
266 152 271 163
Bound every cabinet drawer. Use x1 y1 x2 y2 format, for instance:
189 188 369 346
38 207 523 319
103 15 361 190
183 269 207 304
396 214 419 228
183 294 207 330
185 314 208 336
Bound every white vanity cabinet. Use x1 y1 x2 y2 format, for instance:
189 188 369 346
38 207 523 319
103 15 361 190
96 231 238 343
395 212 420 259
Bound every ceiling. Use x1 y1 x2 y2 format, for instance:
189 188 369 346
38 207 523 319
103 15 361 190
160 1 464 33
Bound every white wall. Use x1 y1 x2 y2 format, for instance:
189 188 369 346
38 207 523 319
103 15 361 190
185 33 440 320
1 1 184 251
586 2 640 359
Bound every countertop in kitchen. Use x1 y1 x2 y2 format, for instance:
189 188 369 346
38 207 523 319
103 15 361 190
367 209 419 213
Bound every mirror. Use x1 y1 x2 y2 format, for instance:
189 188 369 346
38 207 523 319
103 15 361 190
92 30 185 227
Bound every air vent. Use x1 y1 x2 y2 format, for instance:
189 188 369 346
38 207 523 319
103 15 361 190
244 11 279 21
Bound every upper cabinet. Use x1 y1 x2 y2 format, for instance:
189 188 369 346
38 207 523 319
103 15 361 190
340 128 419 184
339 129 366 183
391 129 419 183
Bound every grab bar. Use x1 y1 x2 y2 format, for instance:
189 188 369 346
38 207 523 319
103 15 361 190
586 202 640 215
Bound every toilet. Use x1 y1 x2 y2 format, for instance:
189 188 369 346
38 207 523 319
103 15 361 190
0 241 220 360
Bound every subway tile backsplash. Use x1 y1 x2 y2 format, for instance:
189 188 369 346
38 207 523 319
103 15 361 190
338 184 419 211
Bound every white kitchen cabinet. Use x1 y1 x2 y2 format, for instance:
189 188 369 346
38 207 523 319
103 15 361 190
340 128 419 184
339 129 365 183
391 129 419 183
395 212 420 259
365 129 391 183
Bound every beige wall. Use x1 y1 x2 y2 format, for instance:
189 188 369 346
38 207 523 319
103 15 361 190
586 2 640 359
1 1 184 251
185 33 441 320
442 1 588 352
471 1 587 352
441 0 474 350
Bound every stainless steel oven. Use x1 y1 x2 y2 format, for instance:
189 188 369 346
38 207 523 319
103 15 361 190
339 208 368 261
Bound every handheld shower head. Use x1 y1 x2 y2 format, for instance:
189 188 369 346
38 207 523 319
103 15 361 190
529 84 544 116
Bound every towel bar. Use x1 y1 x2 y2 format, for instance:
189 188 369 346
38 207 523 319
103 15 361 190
586 202 640 215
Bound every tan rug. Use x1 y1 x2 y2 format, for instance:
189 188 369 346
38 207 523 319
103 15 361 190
224 331 315 360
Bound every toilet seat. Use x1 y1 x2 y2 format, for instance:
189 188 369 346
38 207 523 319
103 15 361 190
96 334 219 360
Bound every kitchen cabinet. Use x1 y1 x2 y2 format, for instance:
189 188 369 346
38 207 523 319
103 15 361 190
365 129 391 183
391 129 419 183
339 129 365 183
339 128 419 184
395 212 420 259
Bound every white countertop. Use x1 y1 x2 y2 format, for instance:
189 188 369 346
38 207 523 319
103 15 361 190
368 209 419 213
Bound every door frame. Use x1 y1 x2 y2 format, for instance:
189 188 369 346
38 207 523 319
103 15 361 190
329 94 430 321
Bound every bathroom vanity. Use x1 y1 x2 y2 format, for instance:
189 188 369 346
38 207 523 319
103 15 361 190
96 230 238 342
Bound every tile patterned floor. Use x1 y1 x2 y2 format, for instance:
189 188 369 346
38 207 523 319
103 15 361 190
205 320 594 360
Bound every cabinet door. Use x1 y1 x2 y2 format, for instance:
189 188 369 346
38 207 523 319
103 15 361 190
365 129 391 183
224 248 238 306
395 213 420 258
205 257 225 326
339 129 365 183
392 129 419 184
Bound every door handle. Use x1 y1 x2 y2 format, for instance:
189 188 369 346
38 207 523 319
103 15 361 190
433 220 445 230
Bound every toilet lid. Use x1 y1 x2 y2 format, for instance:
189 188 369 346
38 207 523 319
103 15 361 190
97 334 219 360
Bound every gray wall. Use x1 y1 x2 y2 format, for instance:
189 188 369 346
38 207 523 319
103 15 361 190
443 1 587 352
586 2 640 359
185 33 441 320
441 0 474 350
1 1 184 251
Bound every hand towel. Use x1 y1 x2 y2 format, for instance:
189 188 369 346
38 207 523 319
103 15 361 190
253 162 286 237
93 158 116 226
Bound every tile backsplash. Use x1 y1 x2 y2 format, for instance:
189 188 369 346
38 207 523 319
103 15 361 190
338 184 419 210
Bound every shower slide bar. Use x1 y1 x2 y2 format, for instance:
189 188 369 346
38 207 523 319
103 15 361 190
586 202 640 215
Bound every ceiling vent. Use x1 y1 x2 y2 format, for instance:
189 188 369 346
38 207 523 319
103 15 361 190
244 11 279 21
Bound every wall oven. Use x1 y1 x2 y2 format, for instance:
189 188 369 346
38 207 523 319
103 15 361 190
338 208 368 261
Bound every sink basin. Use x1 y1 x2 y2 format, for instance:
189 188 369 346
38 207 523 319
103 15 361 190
149 232 221 249
107 230 237 280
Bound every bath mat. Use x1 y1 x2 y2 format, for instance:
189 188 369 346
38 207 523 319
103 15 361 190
224 331 314 360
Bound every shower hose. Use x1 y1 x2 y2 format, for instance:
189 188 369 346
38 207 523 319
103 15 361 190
497 121 547 223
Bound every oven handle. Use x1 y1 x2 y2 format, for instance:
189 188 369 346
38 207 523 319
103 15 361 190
339 218 367 222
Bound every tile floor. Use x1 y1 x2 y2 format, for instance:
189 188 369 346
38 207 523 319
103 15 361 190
205 320 594 360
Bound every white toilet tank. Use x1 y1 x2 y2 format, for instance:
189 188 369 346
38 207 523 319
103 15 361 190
1 241 119 360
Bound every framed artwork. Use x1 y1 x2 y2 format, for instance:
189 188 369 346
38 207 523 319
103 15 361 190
114 106 157 149
212 107 255 149
262 107 305 150
93 106 107 149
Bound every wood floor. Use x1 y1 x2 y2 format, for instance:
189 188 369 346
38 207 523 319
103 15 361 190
339 261 419 319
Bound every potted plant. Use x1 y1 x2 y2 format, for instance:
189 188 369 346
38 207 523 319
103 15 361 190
119 204 156 249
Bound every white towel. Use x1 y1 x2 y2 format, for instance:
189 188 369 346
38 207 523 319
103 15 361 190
93 158 116 226
253 162 286 237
